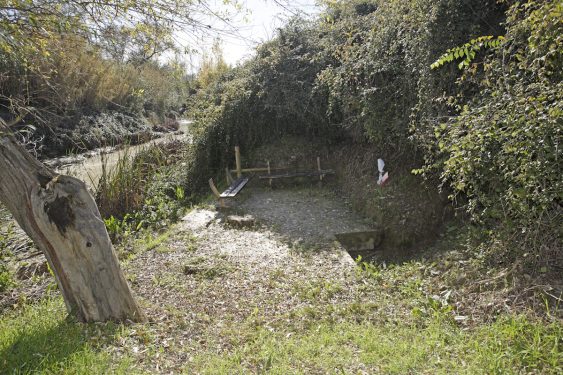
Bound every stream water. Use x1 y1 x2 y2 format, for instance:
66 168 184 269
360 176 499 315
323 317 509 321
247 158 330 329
50 120 191 189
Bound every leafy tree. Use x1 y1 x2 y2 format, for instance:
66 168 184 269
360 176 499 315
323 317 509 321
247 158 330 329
196 39 231 89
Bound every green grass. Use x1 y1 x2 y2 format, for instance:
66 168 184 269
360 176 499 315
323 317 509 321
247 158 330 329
190 314 562 374
186 253 561 374
0 297 134 374
1 221 560 374
2 283 559 375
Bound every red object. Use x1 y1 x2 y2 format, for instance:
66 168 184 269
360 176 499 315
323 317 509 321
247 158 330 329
378 172 389 187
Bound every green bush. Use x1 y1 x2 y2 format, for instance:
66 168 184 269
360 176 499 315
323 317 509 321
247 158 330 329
425 1 562 229
185 0 560 257
95 141 189 241
184 18 341 192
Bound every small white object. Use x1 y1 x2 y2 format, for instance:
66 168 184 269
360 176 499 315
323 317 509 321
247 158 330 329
377 158 389 186
377 158 385 173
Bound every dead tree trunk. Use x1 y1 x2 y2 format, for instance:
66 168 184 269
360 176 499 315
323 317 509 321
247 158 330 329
0 124 145 322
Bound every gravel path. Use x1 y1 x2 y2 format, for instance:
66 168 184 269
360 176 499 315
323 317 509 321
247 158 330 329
237 187 373 245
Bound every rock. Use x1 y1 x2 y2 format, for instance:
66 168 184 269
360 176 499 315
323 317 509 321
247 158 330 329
225 215 256 228
182 209 217 231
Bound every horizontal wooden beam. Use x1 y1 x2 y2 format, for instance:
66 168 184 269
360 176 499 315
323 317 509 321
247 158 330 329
231 167 288 173
258 170 335 180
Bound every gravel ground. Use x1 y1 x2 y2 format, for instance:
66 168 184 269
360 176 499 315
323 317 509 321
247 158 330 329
237 187 373 245
122 187 378 372
1 187 382 372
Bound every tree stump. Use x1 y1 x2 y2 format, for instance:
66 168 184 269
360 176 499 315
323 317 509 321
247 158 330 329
0 124 145 322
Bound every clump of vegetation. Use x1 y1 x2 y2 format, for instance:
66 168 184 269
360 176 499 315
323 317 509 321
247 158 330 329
95 141 189 242
1 19 190 157
0 225 16 293
422 1 561 233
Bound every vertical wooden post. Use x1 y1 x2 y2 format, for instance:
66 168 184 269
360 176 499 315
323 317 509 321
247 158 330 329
317 156 323 181
235 146 242 178
267 160 272 187
226 167 232 185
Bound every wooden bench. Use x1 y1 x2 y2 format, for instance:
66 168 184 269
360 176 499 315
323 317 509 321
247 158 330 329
209 176 249 207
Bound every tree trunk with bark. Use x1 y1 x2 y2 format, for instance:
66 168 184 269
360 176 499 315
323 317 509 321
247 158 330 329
0 124 145 322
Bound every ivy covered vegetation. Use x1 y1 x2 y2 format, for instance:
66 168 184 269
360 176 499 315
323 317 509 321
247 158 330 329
185 0 560 273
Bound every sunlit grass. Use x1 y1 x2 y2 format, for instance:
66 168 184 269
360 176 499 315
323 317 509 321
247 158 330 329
0 297 134 374
190 314 562 374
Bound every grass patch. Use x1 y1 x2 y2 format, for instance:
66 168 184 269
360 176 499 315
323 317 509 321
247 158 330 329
182 256 232 280
144 231 172 253
0 224 17 293
190 314 561 374
0 297 134 374
292 279 344 302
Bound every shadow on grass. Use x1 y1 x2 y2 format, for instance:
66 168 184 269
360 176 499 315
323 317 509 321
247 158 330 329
1 300 122 374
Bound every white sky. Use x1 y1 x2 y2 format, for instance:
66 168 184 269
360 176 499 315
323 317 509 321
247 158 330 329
175 0 320 72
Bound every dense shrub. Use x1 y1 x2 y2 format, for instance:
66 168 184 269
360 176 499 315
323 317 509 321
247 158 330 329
185 0 561 256
422 1 562 229
95 140 187 223
317 0 504 147
187 0 505 179
38 112 153 157
184 19 342 190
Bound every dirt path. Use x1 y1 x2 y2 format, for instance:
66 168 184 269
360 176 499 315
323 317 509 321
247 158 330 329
124 187 379 372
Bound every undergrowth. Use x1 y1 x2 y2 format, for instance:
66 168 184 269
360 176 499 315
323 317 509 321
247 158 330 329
193 315 561 374
189 231 561 374
1 207 560 374
95 140 190 247
0 224 16 293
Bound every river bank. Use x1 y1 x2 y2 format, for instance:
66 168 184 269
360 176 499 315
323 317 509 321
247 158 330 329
0 120 191 267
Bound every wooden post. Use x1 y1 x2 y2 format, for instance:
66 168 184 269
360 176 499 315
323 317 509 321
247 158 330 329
226 167 233 185
267 160 272 187
317 156 323 181
235 146 242 178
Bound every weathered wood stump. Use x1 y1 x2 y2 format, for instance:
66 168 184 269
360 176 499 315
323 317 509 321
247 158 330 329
0 122 145 322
